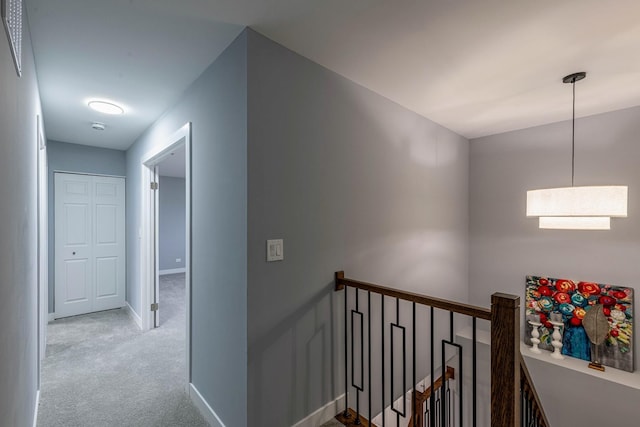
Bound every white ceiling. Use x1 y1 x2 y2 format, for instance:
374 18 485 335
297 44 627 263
27 0 640 150
26 0 243 150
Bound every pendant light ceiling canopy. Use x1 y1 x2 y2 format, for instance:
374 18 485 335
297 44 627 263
526 72 628 230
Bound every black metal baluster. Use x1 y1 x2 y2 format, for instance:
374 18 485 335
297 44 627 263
441 327 462 427
446 381 451 427
381 295 385 427
435 388 441 425
520 391 523 427
521 391 524 427
396 298 399 427
354 290 362 424
389 298 408 426
412 302 416 427
343 285 349 418
368 291 371 426
429 307 435 427
472 317 477 427
393 298 398 427
520 390 523 426
441 312 453 426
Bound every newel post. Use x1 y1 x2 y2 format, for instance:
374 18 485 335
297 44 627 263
491 293 521 427
335 271 345 291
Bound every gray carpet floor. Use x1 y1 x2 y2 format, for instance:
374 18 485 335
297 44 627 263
37 273 209 427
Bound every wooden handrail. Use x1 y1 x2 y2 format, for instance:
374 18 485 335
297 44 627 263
335 271 492 320
520 354 550 427
414 365 455 402
411 366 456 427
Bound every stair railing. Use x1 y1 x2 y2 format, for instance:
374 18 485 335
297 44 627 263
334 271 546 427
520 354 550 427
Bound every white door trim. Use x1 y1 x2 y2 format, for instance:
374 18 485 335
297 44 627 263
52 170 126 179
36 115 47 390
140 122 192 384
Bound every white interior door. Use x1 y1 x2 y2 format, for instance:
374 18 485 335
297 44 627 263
55 173 125 318
93 176 126 312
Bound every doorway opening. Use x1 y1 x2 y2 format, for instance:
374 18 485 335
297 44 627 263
152 144 187 330
141 122 192 384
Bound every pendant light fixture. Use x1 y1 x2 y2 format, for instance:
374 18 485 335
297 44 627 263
526 72 628 230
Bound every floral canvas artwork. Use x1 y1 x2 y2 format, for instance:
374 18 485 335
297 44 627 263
525 275 634 372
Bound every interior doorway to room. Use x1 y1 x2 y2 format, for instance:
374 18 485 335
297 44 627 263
141 123 192 383
154 145 187 327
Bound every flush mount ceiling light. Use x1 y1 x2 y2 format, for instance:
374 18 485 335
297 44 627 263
88 100 124 115
526 72 628 230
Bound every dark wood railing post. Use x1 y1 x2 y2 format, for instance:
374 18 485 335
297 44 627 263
335 271 350 419
490 293 521 427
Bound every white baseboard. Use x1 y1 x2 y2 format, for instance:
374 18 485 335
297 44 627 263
292 394 346 427
189 383 226 427
48 313 55 322
32 389 40 427
159 268 186 276
125 302 143 330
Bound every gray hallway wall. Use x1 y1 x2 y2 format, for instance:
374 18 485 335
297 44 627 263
469 106 640 425
159 176 186 272
246 29 470 426
0 13 45 427
125 31 247 426
126 27 469 427
46 140 126 313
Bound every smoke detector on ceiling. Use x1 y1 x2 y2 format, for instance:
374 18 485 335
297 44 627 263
92 122 105 131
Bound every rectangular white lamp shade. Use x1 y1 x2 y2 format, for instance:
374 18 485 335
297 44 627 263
526 186 628 217
539 216 611 230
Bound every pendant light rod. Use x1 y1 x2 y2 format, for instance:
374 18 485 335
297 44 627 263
526 71 628 230
563 72 586 187
572 78 575 186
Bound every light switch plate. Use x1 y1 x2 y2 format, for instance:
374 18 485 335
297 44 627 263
266 239 284 262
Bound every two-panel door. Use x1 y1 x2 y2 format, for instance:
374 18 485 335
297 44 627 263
55 173 125 318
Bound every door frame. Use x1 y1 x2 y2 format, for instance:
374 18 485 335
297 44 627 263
140 122 192 384
36 115 47 389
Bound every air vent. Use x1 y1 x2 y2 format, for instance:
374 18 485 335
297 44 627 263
92 122 105 131
2 0 22 76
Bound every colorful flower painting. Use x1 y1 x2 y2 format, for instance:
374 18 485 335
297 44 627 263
525 275 634 372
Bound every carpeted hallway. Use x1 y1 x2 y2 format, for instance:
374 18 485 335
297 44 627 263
37 273 209 427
